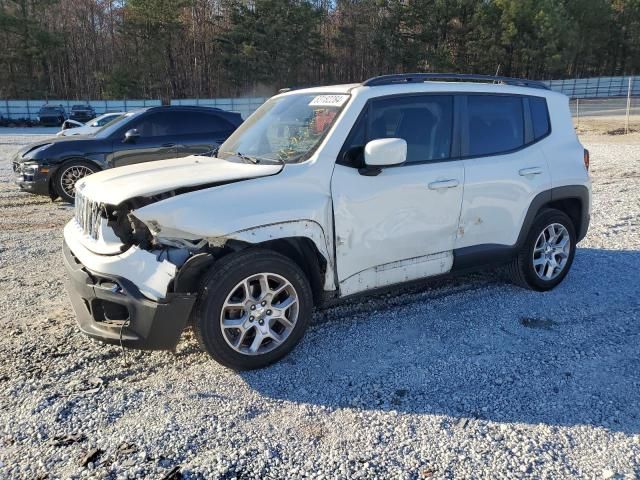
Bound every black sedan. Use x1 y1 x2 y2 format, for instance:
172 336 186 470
13 105 242 202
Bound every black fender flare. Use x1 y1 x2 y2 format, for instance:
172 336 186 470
515 185 590 247
452 185 590 272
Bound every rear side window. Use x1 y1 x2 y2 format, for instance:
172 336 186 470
368 95 454 163
530 97 551 140
181 112 233 135
466 95 524 156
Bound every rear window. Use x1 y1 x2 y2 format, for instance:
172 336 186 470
530 96 551 140
466 95 524 157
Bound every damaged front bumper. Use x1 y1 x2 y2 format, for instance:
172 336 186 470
63 230 196 350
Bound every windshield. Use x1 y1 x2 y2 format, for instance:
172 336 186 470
94 111 141 138
218 93 350 164
88 113 119 127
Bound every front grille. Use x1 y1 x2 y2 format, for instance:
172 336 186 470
75 191 102 240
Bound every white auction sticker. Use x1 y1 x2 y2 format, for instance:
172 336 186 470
309 94 349 107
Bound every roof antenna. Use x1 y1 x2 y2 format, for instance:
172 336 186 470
494 64 501 83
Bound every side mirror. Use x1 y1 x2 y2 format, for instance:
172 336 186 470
360 138 407 176
123 128 140 143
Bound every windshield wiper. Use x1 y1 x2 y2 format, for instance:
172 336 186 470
219 150 284 166
218 150 259 164
236 151 260 164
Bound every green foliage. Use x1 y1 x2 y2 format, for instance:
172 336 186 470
0 0 638 98
219 0 324 94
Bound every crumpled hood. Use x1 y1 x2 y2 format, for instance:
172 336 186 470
76 155 282 205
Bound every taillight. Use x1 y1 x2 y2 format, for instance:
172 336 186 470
583 148 590 171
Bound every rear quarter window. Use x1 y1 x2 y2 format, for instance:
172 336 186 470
530 96 551 140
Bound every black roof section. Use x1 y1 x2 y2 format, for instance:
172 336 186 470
146 105 222 112
362 73 550 90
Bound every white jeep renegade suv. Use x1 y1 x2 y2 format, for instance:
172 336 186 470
63 74 591 369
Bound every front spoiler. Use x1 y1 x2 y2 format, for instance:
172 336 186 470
63 240 196 350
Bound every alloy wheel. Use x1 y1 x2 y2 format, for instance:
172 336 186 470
532 223 571 281
59 165 94 199
220 272 299 356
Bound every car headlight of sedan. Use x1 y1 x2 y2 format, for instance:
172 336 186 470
22 163 40 176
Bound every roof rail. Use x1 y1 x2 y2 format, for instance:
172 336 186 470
362 73 550 90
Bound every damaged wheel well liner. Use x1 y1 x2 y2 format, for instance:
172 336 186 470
174 237 328 306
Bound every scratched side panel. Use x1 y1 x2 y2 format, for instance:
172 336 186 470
339 251 453 297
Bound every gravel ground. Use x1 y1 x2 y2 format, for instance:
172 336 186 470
0 132 639 479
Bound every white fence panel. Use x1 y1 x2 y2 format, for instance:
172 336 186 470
543 76 640 98
1 97 267 121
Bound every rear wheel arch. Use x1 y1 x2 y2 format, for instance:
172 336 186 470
517 186 589 247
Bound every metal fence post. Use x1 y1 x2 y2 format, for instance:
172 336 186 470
625 77 633 135
576 98 580 129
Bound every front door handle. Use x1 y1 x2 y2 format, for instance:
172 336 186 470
519 167 543 176
428 179 459 190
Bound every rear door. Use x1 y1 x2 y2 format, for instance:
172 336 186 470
456 94 552 250
178 111 237 156
331 94 465 296
109 112 180 167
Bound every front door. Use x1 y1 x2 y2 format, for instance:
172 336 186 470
109 112 180 167
331 94 464 296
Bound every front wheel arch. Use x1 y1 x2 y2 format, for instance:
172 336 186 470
53 158 101 202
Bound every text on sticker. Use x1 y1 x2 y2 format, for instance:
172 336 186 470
309 95 349 107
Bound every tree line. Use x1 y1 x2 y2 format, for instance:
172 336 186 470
1 0 639 100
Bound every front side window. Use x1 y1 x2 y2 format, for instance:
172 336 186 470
369 95 454 163
131 112 182 137
466 95 524 156
218 93 349 164
339 95 454 166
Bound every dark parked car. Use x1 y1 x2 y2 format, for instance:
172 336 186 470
13 106 243 202
69 104 96 123
38 104 67 126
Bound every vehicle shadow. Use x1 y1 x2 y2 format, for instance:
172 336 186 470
239 247 640 434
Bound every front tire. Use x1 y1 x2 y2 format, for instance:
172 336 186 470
193 249 313 370
54 160 98 203
508 209 576 291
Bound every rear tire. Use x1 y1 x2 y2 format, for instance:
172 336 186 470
54 160 98 203
508 208 576 291
193 249 313 370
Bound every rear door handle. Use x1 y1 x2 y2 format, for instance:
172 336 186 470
519 167 543 176
428 179 459 190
